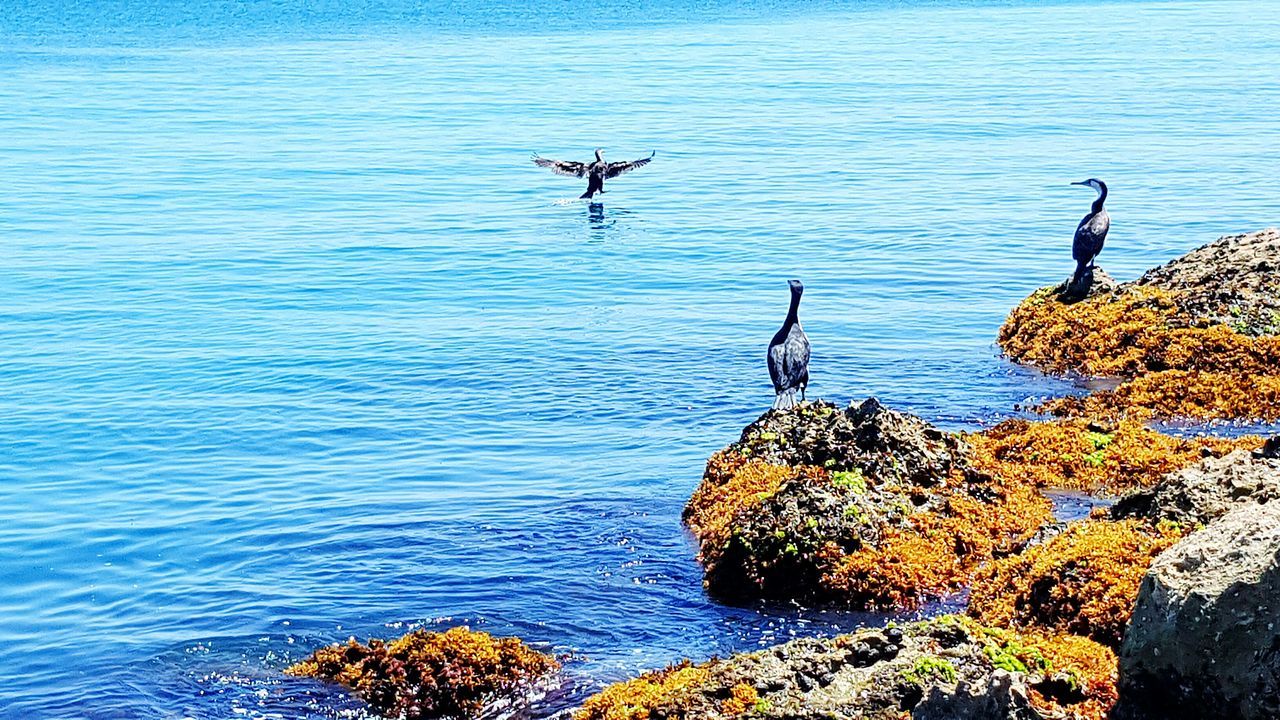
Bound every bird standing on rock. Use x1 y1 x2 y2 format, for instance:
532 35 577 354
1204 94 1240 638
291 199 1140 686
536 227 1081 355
531 148 655 199
767 280 811 410
1069 178 1110 293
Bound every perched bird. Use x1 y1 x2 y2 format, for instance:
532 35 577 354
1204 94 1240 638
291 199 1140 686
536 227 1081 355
1070 178 1110 285
767 280 811 410
532 148 655 199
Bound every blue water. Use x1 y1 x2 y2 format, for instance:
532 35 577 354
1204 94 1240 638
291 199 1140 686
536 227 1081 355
2 0 1279 717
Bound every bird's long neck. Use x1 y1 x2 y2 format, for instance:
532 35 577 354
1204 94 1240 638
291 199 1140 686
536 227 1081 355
1092 185 1108 214
785 292 802 324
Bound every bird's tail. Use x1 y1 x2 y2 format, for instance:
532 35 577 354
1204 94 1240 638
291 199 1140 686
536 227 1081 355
772 390 797 411
1065 261 1094 302
579 190 594 200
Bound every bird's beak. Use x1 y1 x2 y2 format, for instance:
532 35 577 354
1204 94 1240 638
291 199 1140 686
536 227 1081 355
1070 181 1086 186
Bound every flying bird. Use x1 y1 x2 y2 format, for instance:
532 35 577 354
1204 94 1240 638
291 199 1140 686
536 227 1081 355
767 279 810 410
532 148 655 199
1070 178 1110 286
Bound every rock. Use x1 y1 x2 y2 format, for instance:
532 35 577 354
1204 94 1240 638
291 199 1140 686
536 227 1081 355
997 229 1280 421
286 626 560 720
574 617 1118 720
684 400 1050 609
1136 228 1280 335
1110 445 1280 527
722 397 973 488
1116 503 1280 720
912 670 1039 720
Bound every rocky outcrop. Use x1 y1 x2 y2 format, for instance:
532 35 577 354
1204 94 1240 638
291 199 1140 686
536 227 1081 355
1116 503 1280 720
709 397 971 487
1136 228 1280 335
967 519 1180 649
575 616 1118 720
998 229 1280 420
1111 441 1280 526
286 627 560 720
684 400 1050 610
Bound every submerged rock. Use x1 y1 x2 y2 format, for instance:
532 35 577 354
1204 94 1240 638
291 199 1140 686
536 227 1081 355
286 626 559 720
574 616 1117 720
998 228 1280 420
1110 440 1280 526
1116 503 1280 720
684 400 1050 610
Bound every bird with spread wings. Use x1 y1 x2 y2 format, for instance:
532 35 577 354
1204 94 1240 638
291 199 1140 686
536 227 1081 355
532 147 655 199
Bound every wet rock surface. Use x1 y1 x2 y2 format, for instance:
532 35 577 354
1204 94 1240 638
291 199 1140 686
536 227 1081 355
1110 441 1280 526
574 617 1118 720
1116 503 1280 720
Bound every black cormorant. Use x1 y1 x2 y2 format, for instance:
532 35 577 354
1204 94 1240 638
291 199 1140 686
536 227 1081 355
1070 178 1110 285
532 148 655 199
767 280 810 410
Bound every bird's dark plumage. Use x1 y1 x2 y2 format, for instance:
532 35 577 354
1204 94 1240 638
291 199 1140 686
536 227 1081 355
767 280 810 410
532 148 655 199
1070 178 1110 285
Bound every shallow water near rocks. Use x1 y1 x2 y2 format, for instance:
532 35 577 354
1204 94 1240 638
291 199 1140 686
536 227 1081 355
2 0 1280 717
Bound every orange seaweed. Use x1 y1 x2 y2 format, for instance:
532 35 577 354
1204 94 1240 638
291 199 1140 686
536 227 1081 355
967 418 1260 494
967 520 1181 648
286 626 558 720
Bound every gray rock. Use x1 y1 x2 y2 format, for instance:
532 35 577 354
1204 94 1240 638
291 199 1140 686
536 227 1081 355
1116 503 1280 720
1134 227 1280 335
913 670 1041 720
1110 446 1280 527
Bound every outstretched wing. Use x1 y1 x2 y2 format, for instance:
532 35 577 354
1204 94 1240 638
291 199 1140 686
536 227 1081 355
532 154 587 178
604 151 655 179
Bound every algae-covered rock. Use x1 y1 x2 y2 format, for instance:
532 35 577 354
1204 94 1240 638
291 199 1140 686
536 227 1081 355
685 400 1050 610
967 519 1181 649
286 626 559 720
575 617 1117 720
998 229 1280 420
1110 442 1280 526
1116 503 1280 720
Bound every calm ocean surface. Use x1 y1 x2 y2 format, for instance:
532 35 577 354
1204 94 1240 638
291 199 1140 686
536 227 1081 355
2 0 1279 717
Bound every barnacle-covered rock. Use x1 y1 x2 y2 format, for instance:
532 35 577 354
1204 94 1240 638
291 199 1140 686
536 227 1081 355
967 520 1182 649
685 400 1051 610
998 229 1280 420
707 398 971 487
286 626 559 720
1116 503 1280 720
1135 227 1280 334
574 616 1117 720
1110 440 1280 526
